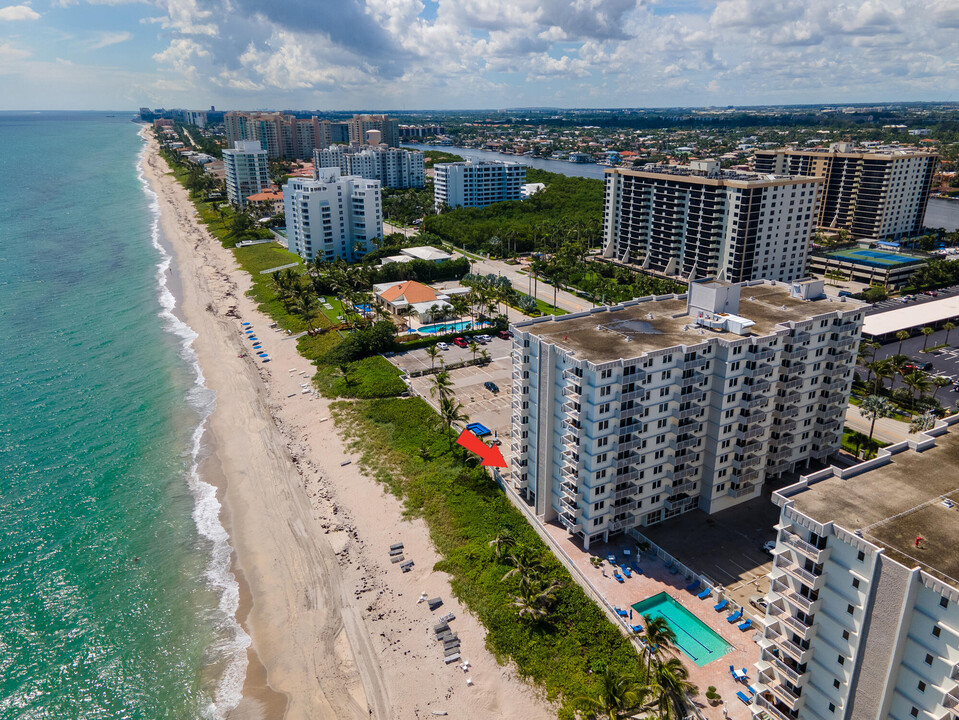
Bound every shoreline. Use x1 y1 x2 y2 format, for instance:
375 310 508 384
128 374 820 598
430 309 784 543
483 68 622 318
140 132 555 719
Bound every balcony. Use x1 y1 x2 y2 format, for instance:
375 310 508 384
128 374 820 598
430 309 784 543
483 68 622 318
675 466 699 481
774 555 824 590
681 371 705 387
771 578 821 615
679 406 703 420
788 361 806 374
792 331 810 343
678 420 704 434
561 486 581 503
750 347 776 361
562 401 581 420
756 695 795 720
762 649 804 686
769 603 817 641
784 348 807 360
821 391 845 405
747 363 774 378
562 384 582 398
746 379 772 394
778 418 797 431
944 687 959 710
742 426 765 441
620 436 644 452
767 681 804 713
682 389 707 403
734 456 762 471
781 392 801 404
622 388 645 402
770 448 792 462
823 365 848 379
830 351 853 364
765 627 813 666
728 484 756 498
671 480 697 494
781 378 803 391
677 437 701 451
559 512 581 533
563 367 583 382
682 357 708 371
664 495 690 512
613 486 635 501
747 395 770 410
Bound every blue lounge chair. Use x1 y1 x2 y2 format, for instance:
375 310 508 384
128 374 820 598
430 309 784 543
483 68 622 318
729 665 738 680
241 322 251 326
615 607 628 617
737 691 750 705
615 573 624 584
697 588 712 599
630 624 643 633
686 580 700 592
714 599 728 612
727 609 744 623
747 685 757 696
741 668 749 681
739 619 753 631
632 562 643 575
607 554 616 564
622 567 632 578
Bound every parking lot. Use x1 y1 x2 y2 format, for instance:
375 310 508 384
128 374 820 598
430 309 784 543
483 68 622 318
641 494 782 613
388 337 516 450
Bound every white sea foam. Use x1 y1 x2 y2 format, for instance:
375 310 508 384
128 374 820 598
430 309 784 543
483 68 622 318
137 138 250 717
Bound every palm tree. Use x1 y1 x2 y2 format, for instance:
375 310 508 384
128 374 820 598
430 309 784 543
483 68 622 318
425 344 440 372
647 657 698 720
511 579 563 621
469 340 480 362
901 369 931 406
932 375 952 401
871 358 896 394
430 369 453 401
573 666 649 720
945 321 956 346
290 288 320 332
859 395 892 443
488 530 516 561
921 326 935 350
438 393 468 448
501 548 545 592
896 329 910 356
641 615 677 675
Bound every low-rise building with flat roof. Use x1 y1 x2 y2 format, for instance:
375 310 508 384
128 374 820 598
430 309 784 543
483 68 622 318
754 421 959 720
808 246 926 289
509 279 864 550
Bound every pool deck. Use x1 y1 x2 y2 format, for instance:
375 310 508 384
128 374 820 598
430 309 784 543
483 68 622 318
541 520 762 719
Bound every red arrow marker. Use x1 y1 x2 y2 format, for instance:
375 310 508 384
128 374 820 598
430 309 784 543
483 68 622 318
455 429 507 467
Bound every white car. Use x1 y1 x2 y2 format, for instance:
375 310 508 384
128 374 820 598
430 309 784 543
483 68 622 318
436 342 449 350
761 540 777 555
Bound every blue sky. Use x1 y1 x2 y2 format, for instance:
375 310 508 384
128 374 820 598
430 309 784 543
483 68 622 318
0 0 958 110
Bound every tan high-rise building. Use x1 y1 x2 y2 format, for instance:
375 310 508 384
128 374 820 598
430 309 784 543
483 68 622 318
347 115 400 148
754 143 938 240
224 112 349 159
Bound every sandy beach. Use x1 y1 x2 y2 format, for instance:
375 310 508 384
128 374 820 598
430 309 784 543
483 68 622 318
140 131 555 720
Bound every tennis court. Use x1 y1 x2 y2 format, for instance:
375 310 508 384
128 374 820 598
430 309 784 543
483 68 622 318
827 248 923 267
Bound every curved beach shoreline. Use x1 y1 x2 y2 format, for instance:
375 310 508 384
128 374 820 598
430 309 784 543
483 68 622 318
140 132 555 720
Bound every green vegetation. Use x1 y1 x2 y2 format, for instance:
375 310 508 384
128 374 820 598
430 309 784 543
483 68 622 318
841 428 886 459
422 149 465 165
423 169 603 257
332 397 646 717
382 185 435 226
313 355 406 398
910 257 959 290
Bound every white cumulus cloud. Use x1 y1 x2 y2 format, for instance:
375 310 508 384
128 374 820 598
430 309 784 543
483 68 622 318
0 4 40 20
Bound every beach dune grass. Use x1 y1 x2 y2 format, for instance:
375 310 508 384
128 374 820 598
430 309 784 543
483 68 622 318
332 397 640 717
313 356 406 399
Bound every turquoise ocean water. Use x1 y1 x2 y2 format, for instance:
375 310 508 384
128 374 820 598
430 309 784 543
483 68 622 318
0 113 247 718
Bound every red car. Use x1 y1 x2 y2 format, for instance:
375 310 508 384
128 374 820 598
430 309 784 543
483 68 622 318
452 337 469 348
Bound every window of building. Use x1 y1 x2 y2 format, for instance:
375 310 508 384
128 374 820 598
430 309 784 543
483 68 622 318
847 604 854 615
910 707 918 718
598 420 609 431
593 501 605 511
592 518 603 527
842 630 849 640
857 550 865 562
852 579 860 589
933 626 941 638
600 386 612 397
925 653 934 665
941 597 949 609
601 369 612 379
828 703 836 713
837 655 845 665
918 681 926 692
833 679 840 689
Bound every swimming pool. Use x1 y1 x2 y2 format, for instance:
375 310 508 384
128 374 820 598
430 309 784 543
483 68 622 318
415 320 478 334
632 592 731 666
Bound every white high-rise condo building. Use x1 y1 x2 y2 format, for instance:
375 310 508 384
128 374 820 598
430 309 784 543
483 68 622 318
603 160 821 284
509 279 863 550
313 146 425 189
433 161 526 210
754 143 938 240
222 140 270 208
284 169 382 263
753 425 959 720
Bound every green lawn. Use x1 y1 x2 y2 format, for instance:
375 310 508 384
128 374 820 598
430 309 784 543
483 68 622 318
332 398 639 716
535 298 567 316
313 355 406 399
233 243 303 275
316 296 349 324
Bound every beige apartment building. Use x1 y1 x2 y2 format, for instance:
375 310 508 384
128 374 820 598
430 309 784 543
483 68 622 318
754 143 938 240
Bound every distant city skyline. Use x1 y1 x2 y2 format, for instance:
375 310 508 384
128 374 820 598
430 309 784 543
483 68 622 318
1 0 958 111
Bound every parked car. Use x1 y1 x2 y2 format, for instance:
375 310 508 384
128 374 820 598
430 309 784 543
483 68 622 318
498 330 512 340
761 540 777 556
452 337 468 348
920 362 934 371
476 334 492 343
484 381 499 393
749 594 768 612
436 342 449 350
